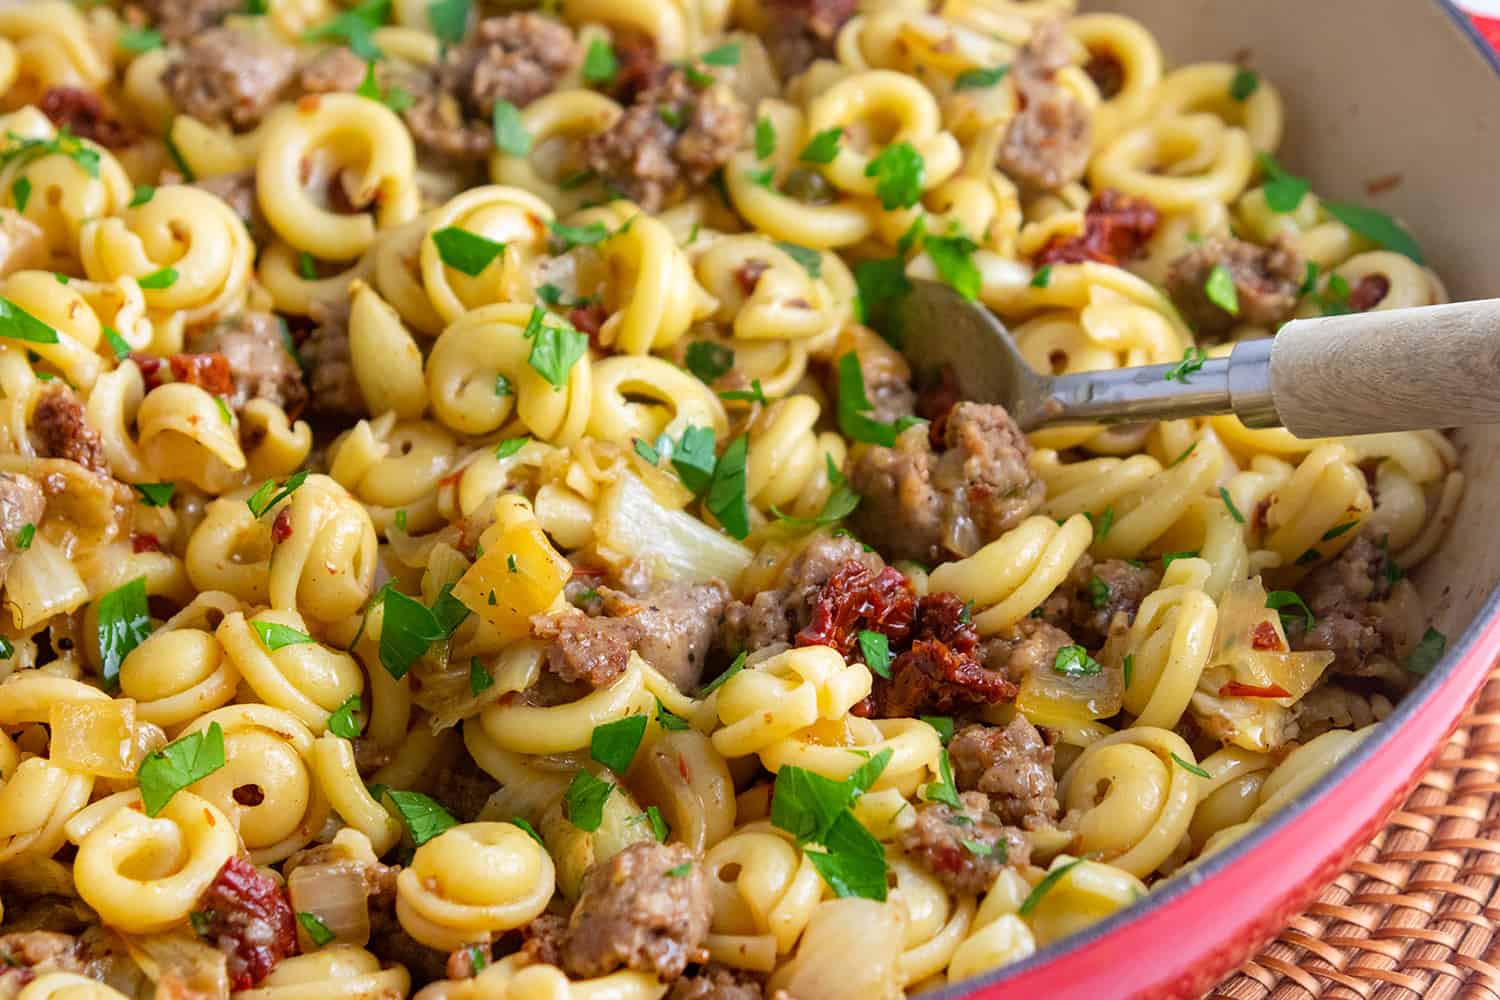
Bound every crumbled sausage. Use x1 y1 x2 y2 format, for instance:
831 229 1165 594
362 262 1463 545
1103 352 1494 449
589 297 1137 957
1286 533 1408 685
898 792 1027 895
297 46 370 96
1290 681 1394 742
161 27 297 131
857 592 1018 718
977 618 1074 686
424 753 500 823
997 20 1092 191
187 312 306 416
0 932 95 998
38 88 134 149
848 402 1044 565
948 718 1061 829
720 533 885 653
1035 189 1159 267
669 963 766 1000
531 609 645 690
193 856 299 991
1165 235 1304 339
584 70 747 212
33 384 109 476
602 579 731 692
138 0 241 43
562 842 711 982
0 473 44 586
1039 553 1161 649
300 297 366 419
0 209 47 278
518 913 568 968
760 0 858 80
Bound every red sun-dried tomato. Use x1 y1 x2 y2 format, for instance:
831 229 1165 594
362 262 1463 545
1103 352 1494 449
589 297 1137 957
1035 189 1159 267
795 561 916 655
131 354 166 391
131 533 161 553
1348 274 1391 313
855 592 1013 717
733 258 770 296
568 302 609 345
38 87 135 149
192 856 299 990
168 353 234 398
1250 620 1284 651
1219 681 1292 699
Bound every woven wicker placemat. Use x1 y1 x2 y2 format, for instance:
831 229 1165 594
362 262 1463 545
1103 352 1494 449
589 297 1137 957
1206 668 1500 1000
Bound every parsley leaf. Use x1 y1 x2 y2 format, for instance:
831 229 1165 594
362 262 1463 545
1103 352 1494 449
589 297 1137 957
1322 521 1357 541
806 811 888 900
377 586 448 679
492 100 532 156
644 805 670 841
775 241 822 278
1219 486 1245 523
1256 152 1309 213
494 436 529 459
1406 626 1446 675
920 715 954 743
10 176 28 212
298 912 335 946
138 266 178 290
924 231 981 301
1161 550 1199 569
0 296 58 344
327 694 362 738
426 0 469 45
119 26 164 51
853 257 911 325
511 816 543 844
303 0 389 59
700 43 740 66
836 353 922 447
754 116 776 160
1087 576 1110 609
1123 653 1134 688
133 482 175 506
590 715 647 773
582 39 618 85
548 219 610 250
251 620 314 651
1164 346 1207 383
432 227 505 276
1265 590 1314 632
655 699 691 731
0 127 100 180
1053 644 1102 677
772 454 861 528
799 127 842 164
1204 263 1240 316
718 379 767 405
138 722 225 816
522 307 587 389
469 657 493 695
863 141 925 210
564 770 613 831
699 650 746 697
671 425 718 495
1322 200 1425 264
633 438 660 465
1087 506 1115 542
98 576 151 690
685 340 734 383
388 789 458 844
1171 752 1211 778
246 469 309 518
1020 859 1085 916
1229 67 1259 101
1030 264 1053 288
857 630 891 678
924 750 962 808
954 64 1009 90
705 434 751 540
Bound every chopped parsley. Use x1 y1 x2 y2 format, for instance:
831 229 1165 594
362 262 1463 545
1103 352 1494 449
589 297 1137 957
863 141 925 210
0 127 101 180
590 715 648 773
138 722 225 816
1229 67 1260 101
1086 506 1115 542
426 0 469 44
564 770 613 832
1406 626 1446 675
772 454 861 528
298 251 318 281
754 116 776 160
670 425 717 494
699 650 746 697
1164 346 1207 383
1322 520 1358 541
10 177 28 212
298 912 335 947
1087 576 1110 609
548 219 610 250
431 226 505 276
302 0 389 60
246 469 309 518
1123 653 1134 688
494 436 529 459
700 43 740 66
920 715 954 744
1053 644 1102 677
924 230 981 301
511 816 543 844
665 862 693 877
387 789 458 844
1219 486 1245 523
251 620 314 651
954 64 1009 90
1019 858 1085 916
469 657 493 695
835 353 925 447
1161 550 1199 569
133 482 175 506
775 241 823 278
685 340 734 382
1256 152 1309 213
14 523 32 550
492 100 532 156
643 805 670 842
119 26 164 51
97 576 151 690
0 296 57 344
521 306 587 390
856 630 891 679
138 266 178 290
799 127 842 164
1170 753 1211 779
704 434 751 540
1322 200 1425 264
1204 263 1240 316
924 750 962 808
582 39 618 85
1030 264 1053 288
1265 590 1314 632
327 694 362 739
771 750 892 900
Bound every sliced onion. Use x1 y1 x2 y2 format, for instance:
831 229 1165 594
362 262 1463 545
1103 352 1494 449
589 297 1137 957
288 860 371 947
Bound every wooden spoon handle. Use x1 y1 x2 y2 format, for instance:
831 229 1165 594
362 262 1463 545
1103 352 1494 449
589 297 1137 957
1269 299 1500 437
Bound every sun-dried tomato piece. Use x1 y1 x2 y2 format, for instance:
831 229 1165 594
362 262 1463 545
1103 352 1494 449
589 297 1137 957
1218 681 1292 699
568 302 609 344
858 637 1018 718
795 561 916 655
1035 189 1159 267
38 87 135 149
1250 620 1283 651
131 533 161 553
168 353 234 397
193 856 299 990
1348 274 1391 313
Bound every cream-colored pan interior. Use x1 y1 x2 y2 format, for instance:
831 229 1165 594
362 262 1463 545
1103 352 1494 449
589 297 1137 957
1088 0 1500 641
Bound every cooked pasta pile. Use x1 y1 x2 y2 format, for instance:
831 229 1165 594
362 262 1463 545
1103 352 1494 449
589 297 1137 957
0 0 1464 998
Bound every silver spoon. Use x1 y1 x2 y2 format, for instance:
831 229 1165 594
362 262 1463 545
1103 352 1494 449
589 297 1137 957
890 280 1500 436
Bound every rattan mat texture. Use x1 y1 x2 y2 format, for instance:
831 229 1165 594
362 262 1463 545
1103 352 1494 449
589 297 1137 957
1206 668 1500 1000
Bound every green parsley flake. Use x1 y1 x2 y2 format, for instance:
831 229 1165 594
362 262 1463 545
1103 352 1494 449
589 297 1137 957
924 750 962 808
772 454 861 528
1219 486 1246 523
0 295 58 344
494 436 529 460
298 251 318 281
699 650 746 697
10 176 29 213
521 307 588 390
700 43 740 66
432 227 505 277
1255 152 1309 213
1322 521 1358 541
15 523 32 550
1020 859 1085 916
426 0 470 45
388 789 458 844
1406 626 1447 675
835 353 924 447
582 39 618 85
119 26 165 52
469 657 494 695
492 100 532 156
799 127 842 164
685 340 734 383
655 699 691 732
954 64 1009 90
1170 753 1211 779
298 912 335 947
1164 346 1207 383
1087 575 1109 610
564 770 613 831
643 805 670 842
754 116 776 160
705 434 751 540
1123 652 1134 688
133 482 175 506
303 0 389 59
1030 264 1053 288
1229 67 1259 101
920 715 954 744
137 721 225 816
1204 263 1240 316
1161 550 1198 569
775 241 822 278
856 629 891 679
97 576 151 690
1322 200 1425 264
924 231 981 301
511 816 543 844
327 694 362 739
246 469 310 518
1053 644 1102 677
863 141 925 210
251 619 314 651
548 219 610 250
1265 590 1314 632
718 379 768 405
138 266 178 290
590 715 648 772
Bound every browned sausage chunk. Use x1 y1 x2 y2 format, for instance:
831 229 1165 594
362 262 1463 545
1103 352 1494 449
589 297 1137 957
898 792 1028 895
760 0 858 80
977 618 1075 686
584 70 747 212
161 27 297 131
139 0 242 43
33 384 108 476
1165 235 1304 339
531 609 645 689
0 473 44 586
949 717 1061 829
300 297 366 419
997 20 1092 191
1286 533 1410 686
1038 553 1161 649
602 579 731 692
669 963 767 1000
721 533 885 654
187 312 306 416
848 402 1043 565
562 842 711 982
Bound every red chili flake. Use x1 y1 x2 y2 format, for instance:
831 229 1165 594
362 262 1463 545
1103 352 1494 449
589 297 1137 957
168 353 234 397
193 856 299 991
795 561 916 655
677 753 691 783
1035 190 1159 267
271 507 293 543
1347 274 1390 313
38 87 135 149
1250 620 1283 651
1218 681 1292 699
1363 173 1403 197
131 532 161 553
733 258 770 296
